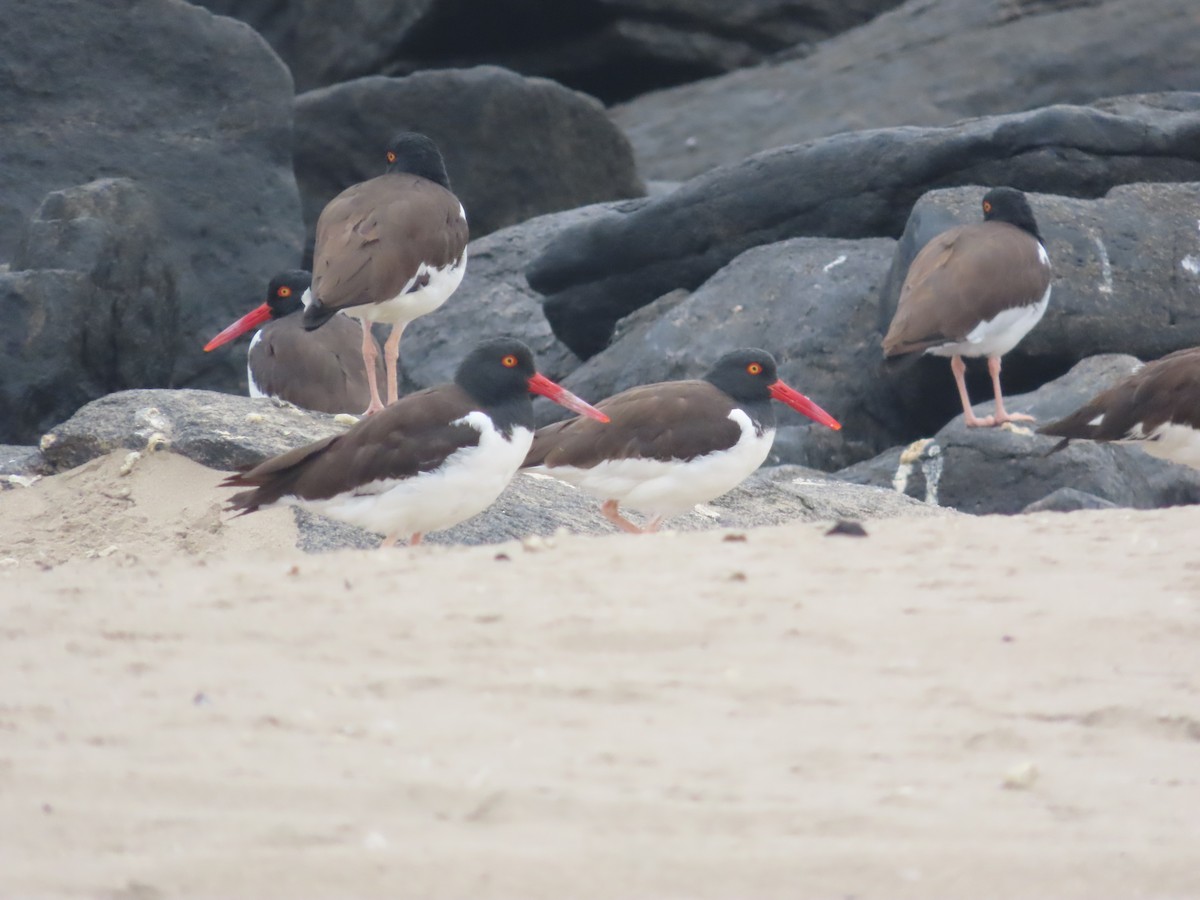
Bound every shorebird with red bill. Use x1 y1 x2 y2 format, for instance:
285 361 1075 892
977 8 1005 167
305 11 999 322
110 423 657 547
522 349 841 533
203 270 384 415
1038 347 1200 468
883 187 1052 427
222 338 608 548
302 131 469 416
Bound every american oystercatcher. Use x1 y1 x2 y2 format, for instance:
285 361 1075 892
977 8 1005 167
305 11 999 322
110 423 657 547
302 132 469 416
203 270 385 415
883 187 1052 427
1038 347 1200 468
222 338 608 547
522 349 841 533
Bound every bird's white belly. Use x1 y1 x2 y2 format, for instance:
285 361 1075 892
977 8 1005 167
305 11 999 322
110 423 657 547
294 416 530 539
532 413 774 518
929 283 1051 359
346 249 469 326
1122 422 1200 470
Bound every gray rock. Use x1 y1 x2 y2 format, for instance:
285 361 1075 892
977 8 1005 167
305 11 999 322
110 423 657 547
0 0 303 395
838 355 1200 515
553 237 899 470
0 446 49 479
291 464 951 552
194 0 435 92
399 199 650 393
529 97 1200 359
201 0 902 103
40 390 351 474
293 68 645 247
879 182 1200 433
613 0 1200 180
1022 488 1119 514
2 179 177 444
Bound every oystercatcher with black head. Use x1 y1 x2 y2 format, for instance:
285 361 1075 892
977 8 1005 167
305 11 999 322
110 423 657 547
883 186 1052 427
523 349 841 533
1038 347 1200 469
203 270 385 415
302 132 469 416
222 338 609 548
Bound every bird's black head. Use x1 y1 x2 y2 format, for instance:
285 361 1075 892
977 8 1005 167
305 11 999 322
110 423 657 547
703 349 780 403
455 338 539 408
384 131 452 190
704 348 842 431
265 270 311 319
981 187 1042 242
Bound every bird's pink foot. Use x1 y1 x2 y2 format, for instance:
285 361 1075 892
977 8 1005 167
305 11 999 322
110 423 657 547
601 500 645 534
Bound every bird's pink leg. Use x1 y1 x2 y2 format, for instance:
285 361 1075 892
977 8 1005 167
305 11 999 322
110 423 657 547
988 355 1035 424
645 515 665 533
951 354 995 427
601 499 645 534
384 323 407 407
361 320 385 416
410 532 423 546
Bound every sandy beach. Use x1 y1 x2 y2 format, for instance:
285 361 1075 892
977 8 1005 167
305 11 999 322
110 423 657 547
1 450 1198 899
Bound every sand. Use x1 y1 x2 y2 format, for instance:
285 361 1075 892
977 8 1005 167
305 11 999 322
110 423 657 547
1 450 1198 899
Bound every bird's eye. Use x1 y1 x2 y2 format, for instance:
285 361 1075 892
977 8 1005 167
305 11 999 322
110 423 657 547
277 286 292 298
502 354 518 368
747 362 763 375
982 200 992 214
386 151 397 164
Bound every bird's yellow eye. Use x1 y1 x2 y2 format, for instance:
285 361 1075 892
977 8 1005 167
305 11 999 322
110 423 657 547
386 150 397 164
502 354 518 368
277 286 292 298
982 200 992 214
747 362 763 375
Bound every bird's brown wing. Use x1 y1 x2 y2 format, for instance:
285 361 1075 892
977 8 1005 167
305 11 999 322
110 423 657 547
525 381 742 468
882 222 1051 356
248 315 385 415
311 174 469 313
1039 349 1200 442
223 384 481 510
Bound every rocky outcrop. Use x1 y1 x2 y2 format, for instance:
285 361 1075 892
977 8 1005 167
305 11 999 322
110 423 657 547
553 237 899 470
293 68 645 248
39 390 351 474
2 179 177 444
839 356 1200 515
198 0 903 102
613 0 1200 180
529 98 1200 359
0 0 304 396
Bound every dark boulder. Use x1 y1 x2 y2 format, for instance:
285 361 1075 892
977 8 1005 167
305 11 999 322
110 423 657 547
0 0 303 395
2 179 177 444
838 355 1200 515
194 0 435 92
293 68 645 250
879 182 1200 433
529 97 1200 359
199 0 902 104
554 237 899 471
399 199 650 394
612 0 1200 180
